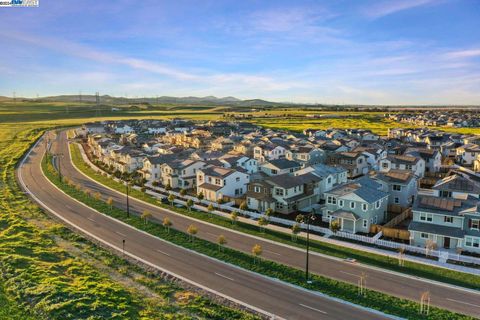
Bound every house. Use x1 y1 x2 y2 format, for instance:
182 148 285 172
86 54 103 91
456 144 480 166
246 180 276 213
379 155 425 178
406 148 442 173
109 147 145 173
161 159 206 189
260 159 301 176
353 146 387 171
196 166 250 201
285 145 325 166
327 152 368 178
323 179 389 233
372 170 418 207
139 156 172 182
294 163 348 199
219 154 258 173
253 144 286 163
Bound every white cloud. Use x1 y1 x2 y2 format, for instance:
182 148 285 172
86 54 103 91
444 49 480 59
364 0 437 18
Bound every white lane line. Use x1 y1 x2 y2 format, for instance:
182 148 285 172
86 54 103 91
340 271 360 277
115 231 126 237
156 249 171 257
65 204 72 210
214 272 235 281
206 232 217 237
265 249 281 256
87 217 96 223
446 298 480 308
299 303 327 314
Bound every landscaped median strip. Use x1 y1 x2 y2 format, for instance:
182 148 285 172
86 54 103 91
43 152 475 320
69 142 480 291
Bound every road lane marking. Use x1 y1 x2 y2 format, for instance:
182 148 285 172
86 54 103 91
299 303 327 314
115 231 126 237
340 271 360 277
156 249 171 257
87 217 96 223
265 249 281 256
65 204 72 210
446 298 480 308
214 272 234 281
206 232 217 237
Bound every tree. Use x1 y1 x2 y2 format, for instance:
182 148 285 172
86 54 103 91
179 188 187 197
216 198 224 206
252 244 262 264
167 193 175 206
186 199 194 211
141 186 146 193
239 201 248 211
152 181 159 187
330 219 341 233
141 210 152 225
106 197 113 211
207 203 215 217
84 189 91 197
217 235 227 251
94 192 101 201
295 214 305 224
265 208 274 221
187 224 198 242
230 211 238 225
258 217 268 233
165 183 172 191
163 217 172 233
291 223 301 241
197 192 204 201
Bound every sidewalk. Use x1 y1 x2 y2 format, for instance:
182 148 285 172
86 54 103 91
75 142 480 276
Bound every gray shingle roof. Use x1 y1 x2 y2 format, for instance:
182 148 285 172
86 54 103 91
408 221 465 238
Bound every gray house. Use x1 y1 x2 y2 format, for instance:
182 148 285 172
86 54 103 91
372 170 418 208
323 179 389 233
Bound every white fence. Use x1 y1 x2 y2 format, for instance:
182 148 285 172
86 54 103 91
78 143 480 268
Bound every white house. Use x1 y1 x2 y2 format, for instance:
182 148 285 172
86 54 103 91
197 166 250 201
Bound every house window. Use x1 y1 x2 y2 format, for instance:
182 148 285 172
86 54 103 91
440 191 452 198
444 216 453 223
382 162 388 169
327 177 332 184
247 198 251 205
471 219 480 230
350 202 355 209
254 186 261 193
375 201 380 209
393 185 401 191
215 178 221 185
363 219 367 228
420 212 433 222
362 203 367 211
236 177 240 182
394 197 399 204
271 169 278 175
327 196 336 204
275 188 284 196
420 233 429 239
465 236 480 248
337 200 343 207
374 216 378 224
406 164 413 170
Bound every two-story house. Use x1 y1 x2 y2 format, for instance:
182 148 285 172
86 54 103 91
327 152 368 178
405 148 442 173
260 159 301 176
253 144 286 163
294 163 348 200
372 169 418 207
161 159 206 189
379 155 425 178
197 166 250 202
323 179 388 233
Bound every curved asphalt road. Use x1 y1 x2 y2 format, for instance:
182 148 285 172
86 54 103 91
21 130 480 318
18 133 393 320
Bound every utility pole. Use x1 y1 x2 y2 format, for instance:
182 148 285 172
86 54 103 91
122 239 125 255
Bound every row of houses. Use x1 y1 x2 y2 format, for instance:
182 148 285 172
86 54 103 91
387 111 480 128
82 121 480 254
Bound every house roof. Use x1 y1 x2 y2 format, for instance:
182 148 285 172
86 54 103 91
432 174 480 194
327 181 387 203
266 159 301 170
201 166 235 178
373 169 415 184
198 183 223 191
387 155 420 164
408 221 465 238
266 173 304 189
413 194 478 216
330 209 360 221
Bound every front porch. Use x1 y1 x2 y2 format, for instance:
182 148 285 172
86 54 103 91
329 210 361 234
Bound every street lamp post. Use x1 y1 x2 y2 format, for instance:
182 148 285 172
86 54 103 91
305 208 316 284
122 239 125 255
125 179 130 217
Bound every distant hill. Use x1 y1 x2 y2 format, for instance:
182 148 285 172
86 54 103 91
35 94 286 107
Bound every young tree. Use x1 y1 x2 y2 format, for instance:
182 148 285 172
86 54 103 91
106 197 113 210
179 188 187 197
165 183 172 191
167 193 175 206
94 192 101 201
163 217 172 233
217 234 227 251
187 224 198 242
230 211 238 225
258 217 268 233
141 210 152 225
330 219 341 233
239 201 248 211
141 186 146 193
207 203 215 217
291 223 301 241
265 208 274 220
252 244 262 264
216 198 224 206
186 199 194 211
197 192 204 201
295 214 305 224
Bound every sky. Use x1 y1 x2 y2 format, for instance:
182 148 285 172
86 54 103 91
0 0 479 105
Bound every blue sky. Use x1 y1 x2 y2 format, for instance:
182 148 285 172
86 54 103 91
0 0 479 104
